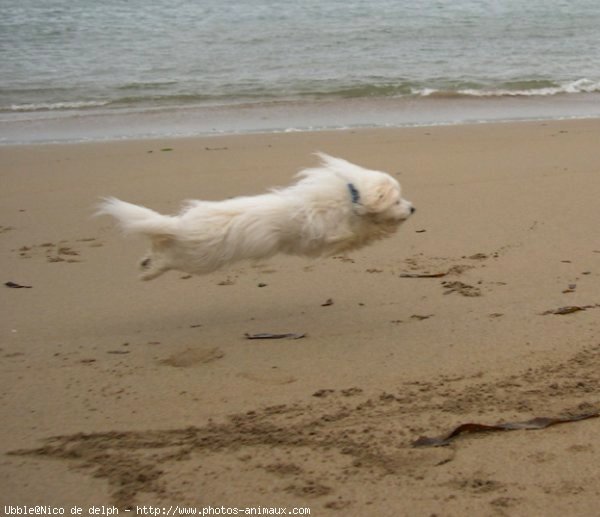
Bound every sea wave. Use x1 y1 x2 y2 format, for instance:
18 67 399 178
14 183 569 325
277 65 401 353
7 100 110 112
415 78 600 98
3 78 599 115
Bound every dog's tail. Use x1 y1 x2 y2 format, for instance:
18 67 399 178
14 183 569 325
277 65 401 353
96 197 178 280
96 197 178 238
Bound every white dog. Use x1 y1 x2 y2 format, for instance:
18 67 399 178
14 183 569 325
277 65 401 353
97 153 415 280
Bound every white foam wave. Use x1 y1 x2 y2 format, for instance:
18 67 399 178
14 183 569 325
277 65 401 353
415 78 600 98
9 100 110 112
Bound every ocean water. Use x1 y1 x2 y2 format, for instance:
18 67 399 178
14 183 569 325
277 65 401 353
1 0 600 143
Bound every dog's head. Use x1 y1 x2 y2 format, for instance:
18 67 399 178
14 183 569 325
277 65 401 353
358 173 414 222
317 153 415 222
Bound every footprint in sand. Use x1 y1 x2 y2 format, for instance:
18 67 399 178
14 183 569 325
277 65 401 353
238 369 297 385
13 237 103 263
159 347 225 367
441 280 482 297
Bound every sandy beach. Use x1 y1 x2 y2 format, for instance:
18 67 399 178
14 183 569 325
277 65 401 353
2 119 600 515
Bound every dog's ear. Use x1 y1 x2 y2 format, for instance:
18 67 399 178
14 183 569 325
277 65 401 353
360 177 399 214
316 152 355 171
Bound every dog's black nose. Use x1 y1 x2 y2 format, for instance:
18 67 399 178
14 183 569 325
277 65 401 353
410 206 416 214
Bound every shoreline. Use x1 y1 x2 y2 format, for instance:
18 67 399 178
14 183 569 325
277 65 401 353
2 92 600 145
3 119 600 513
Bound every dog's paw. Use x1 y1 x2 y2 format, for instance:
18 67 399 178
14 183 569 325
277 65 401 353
140 256 152 270
138 256 169 280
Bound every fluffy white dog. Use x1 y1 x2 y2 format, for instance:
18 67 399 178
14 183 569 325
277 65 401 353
97 153 415 280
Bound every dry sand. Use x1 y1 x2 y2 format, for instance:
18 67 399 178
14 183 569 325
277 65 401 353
2 119 600 515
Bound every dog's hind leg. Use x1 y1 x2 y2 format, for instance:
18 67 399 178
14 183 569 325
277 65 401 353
138 235 175 280
138 253 170 280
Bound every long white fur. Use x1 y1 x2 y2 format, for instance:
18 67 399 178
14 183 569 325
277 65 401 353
97 153 414 280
